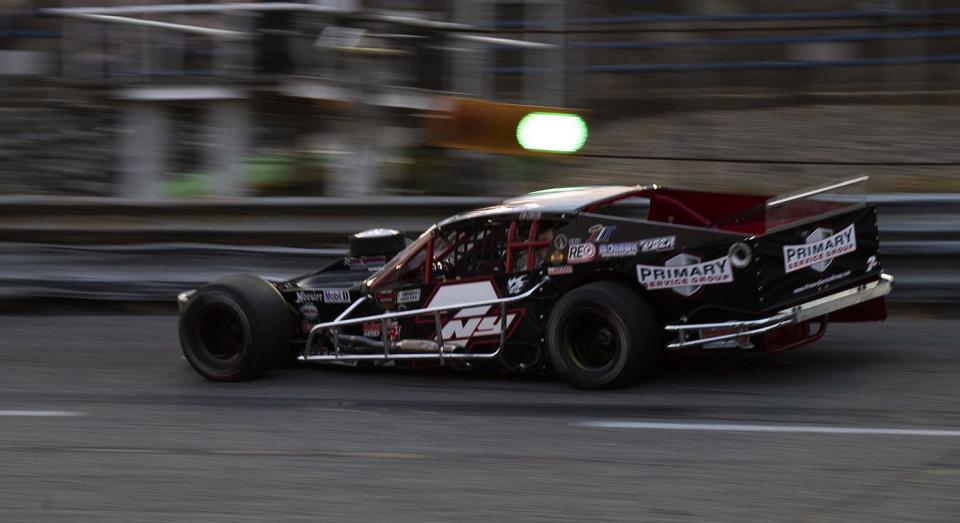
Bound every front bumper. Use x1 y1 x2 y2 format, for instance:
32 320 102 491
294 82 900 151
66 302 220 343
664 272 894 350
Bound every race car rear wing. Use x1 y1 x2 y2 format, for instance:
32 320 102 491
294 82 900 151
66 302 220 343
585 177 869 236
763 176 868 232
765 176 868 209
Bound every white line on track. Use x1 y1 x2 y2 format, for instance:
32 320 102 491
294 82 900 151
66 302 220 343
0 410 83 417
576 421 960 437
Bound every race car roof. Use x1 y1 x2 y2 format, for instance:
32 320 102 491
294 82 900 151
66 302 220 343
439 185 642 226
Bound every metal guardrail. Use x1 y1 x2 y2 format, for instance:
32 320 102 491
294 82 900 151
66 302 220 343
490 8 960 28
0 193 954 240
0 194 956 303
0 195 496 247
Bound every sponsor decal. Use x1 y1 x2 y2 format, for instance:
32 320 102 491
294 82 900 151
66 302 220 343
586 224 616 243
518 208 541 221
295 291 324 304
548 250 565 265
783 224 856 274
376 288 396 308
598 242 636 258
299 303 319 321
553 234 569 251
636 254 734 297
322 289 351 304
568 243 596 264
362 321 380 338
346 255 388 272
438 307 518 346
420 280 522 347
866 255 879 272
547 265 573 276
397 288 421 304
387 322 401 341
295 289 350 304
792 270 852 295
640 235 675 252
598 235 676 258
507 275 528 295
361 320 400 340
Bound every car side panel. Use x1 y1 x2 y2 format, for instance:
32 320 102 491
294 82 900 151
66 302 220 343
543 214 756 324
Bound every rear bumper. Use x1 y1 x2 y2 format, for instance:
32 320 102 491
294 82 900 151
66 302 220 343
664 272 894 350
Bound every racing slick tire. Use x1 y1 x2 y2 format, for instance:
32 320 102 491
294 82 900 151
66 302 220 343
179 274 293 382
545 281 662 389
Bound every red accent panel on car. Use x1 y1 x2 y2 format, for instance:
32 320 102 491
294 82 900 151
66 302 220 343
587 187 770 234
650 189 769 234
828 297 888 322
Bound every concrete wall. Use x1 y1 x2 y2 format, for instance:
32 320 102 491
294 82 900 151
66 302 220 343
0 89 116 196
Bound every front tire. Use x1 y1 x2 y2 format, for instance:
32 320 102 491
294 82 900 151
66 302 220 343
179 274 293 381
545 281 662 389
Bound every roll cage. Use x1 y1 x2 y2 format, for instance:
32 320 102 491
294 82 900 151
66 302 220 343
364 217 556 290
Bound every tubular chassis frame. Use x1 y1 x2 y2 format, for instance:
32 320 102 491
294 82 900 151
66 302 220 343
299 276 551 363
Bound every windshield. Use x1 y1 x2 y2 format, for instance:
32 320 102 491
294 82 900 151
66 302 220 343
364 225 436 289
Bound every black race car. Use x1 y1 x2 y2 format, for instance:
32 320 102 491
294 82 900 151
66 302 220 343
178 178 893 389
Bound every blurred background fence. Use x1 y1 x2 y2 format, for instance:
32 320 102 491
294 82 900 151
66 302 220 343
0 194 955 304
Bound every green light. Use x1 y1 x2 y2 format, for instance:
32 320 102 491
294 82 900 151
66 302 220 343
516 112 588 153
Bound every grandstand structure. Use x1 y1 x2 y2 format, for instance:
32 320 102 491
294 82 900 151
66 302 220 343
1 1 959 197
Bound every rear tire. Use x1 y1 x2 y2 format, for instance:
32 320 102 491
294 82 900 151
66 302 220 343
179 274 293 381
545 281 662 389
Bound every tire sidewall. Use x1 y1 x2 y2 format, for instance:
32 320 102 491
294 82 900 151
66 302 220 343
545 282 660 389
551 300 632 385
179 275 292 381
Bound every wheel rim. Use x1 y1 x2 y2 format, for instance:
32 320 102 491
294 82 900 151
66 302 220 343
562 308 621 373
194 301 246 364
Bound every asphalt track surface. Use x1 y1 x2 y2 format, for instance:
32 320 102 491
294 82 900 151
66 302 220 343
1 315 959 522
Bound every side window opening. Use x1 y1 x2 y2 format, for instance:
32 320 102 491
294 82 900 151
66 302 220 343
436 222 509 278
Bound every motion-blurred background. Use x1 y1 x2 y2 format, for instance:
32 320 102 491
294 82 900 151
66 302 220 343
0 1 957 303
